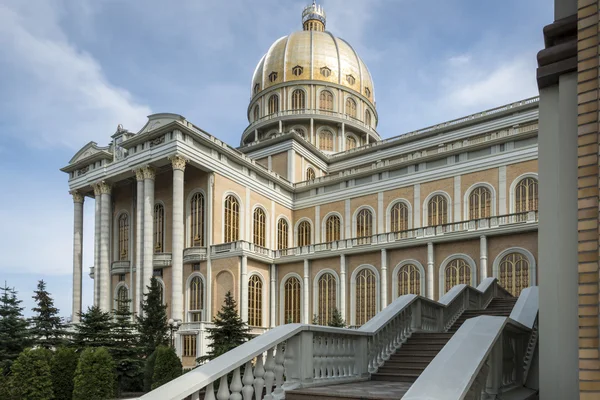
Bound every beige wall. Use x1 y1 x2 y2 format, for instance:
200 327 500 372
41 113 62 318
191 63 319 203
212 257 239 317
271 152 288 179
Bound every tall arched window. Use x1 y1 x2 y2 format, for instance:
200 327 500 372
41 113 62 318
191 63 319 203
116 286 129 311
365 110 372 127
268 95 279 114
154 204 164 253
319 90 334 111
284 277 301 323
297 221 312 247
291 89 306 110
325 215 341 242
345 98 357 118
499 253 530 296
306 167 316 181
277 219 289 250
445 258 471 292
253 208 266 247
319 130 334 151
253 105 260 122
398 264 421 296
390 202 409 232
469 186 492 219
191 193 205 247
428 195 448 226
346 136 357 150
356 209 373 244
318 273 337 325
118 214 129 261
355 268 376 325
189 276 203 322
515 177 538 213
248 275 263 327
224 195 240 243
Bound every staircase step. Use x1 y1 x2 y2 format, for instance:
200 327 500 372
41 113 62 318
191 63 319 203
371 372 419 382
392 350 441 357
381 360 430 369
400 344 446 351
377 366 427 375
388 354 437 362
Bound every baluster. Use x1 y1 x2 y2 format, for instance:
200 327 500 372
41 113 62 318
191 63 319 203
216 375 230 400
325 336 333 378
263 348 276 400
254 354 266 400
192 391 200 400
273 343 285 396
367 338 376 373
242 361 254 400
205 382 216 400
230 367 243 400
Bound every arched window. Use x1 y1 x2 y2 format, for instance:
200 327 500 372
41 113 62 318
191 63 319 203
191 193 205 247
469 186 492 219
499 253 530 296
284 277 301 323
345 98 357 118
365 110 372 127
398 264 421 296
428 195 448 226
268 95 279 114
355 268 376 325
297 221 312 247
189 276 204 322
118 214 129 261
253 208 266 247
154 204 164 253
319 90 334 111
224 195 240 243
253 105 260 122
391 202 409 232
346 136 357 150
445 258 471 292
253 83 260 95
291 89 305 110
317 273 337 325
306 167 316 181
116 286 129 311
356 209 373 244
277 219 289 250
325 215 341 242
319 130 334 151
248 275 263 327
515 177 538 213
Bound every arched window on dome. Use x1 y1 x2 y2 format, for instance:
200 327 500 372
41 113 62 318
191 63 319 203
319 90 334 111
291 90 305 111
306 167 316 181
365 110 372 127
345 98 357 118
268 95 279 115
224 195 240 243
253 83 260 95
346 136 357 150
297 221 311 247
277 219 289 250
319 130 334 152
325 215 341 242
253 105 260 122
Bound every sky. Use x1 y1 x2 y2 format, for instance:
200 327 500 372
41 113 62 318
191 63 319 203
0 0 551 318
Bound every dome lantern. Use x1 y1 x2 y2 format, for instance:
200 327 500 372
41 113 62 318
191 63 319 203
302 1 326 32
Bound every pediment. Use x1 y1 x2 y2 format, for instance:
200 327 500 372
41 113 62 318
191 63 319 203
68 142 111 164
136 113 186 135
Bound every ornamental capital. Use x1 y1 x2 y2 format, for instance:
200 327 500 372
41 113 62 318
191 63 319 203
95 181 112 195
141 166 156 181
70 191 84 203
134 168 145 181
170 155 187 171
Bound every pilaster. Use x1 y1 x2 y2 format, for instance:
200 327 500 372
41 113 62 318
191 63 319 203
381 249 388 307
71 191 84 323
241 255 248 322
134 169 144 315
414 184 421 229
206 174 214 321
427 242 434 300
303 259 310 324
270 264 276 327
340 254 346 320
170 156 186 321
96 181 112 312
479 235 488 281
93 185 101 307
142 166 156 304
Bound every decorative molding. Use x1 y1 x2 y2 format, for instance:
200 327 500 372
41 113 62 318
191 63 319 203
170 155 187 171
134 168 145 181
149 135 166 148
141 166 156 181
77 165 89 176
96 181 112 195
71 191 84 203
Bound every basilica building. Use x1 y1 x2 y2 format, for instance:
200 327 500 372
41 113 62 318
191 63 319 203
62 2 539 367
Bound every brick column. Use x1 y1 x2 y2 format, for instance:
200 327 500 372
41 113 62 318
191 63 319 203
71 191 84 322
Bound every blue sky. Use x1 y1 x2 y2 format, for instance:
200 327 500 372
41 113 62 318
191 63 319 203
0 0 551 318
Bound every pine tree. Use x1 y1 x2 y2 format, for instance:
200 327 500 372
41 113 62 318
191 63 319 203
50 347 79 400
111 300 143 395
29 280 66 349
72 347 115 400
9 348 54 400
136 277 168 357
198 291 251 363
327 308 346 328
151 345 182 390
73 306 113 349
0 284 29 372
143 349 158 392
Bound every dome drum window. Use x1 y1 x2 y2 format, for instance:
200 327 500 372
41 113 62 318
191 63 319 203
365 87 371 97
268 72 278 83
253 83 260 95
292 65 304 76
346 74 356 85
320 66 331 77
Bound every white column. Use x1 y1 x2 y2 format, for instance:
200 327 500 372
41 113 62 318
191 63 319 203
427 242 434 300
498 166 507 215
303 259 310 324
71 191 84 322
340 255 346 320
142 166 156 303
480 235 488 281
245 187 251 242
377 192 384 234
310 118 314 143
380 249 388 308
414 184 421 228
454 176 461 222
134 170 144 315
344 200 351 238
341 123 346 151
314 206 321 243
93 186 101 307
97 181 112 312
287 149 296 182
240 255 248 322
171 156 186 321
206 174 214 321
270 264 276 327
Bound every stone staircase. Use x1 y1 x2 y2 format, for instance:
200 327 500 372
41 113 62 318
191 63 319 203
286 297 518 400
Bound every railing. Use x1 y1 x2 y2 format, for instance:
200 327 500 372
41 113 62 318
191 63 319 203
153 252 172 267
183 247 208 263
139 278 509 400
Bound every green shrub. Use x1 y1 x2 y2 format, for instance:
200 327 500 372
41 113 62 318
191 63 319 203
72 347 115 400
143 349 158 392
151 346 182 390
10 348 54 400
51 347 79 400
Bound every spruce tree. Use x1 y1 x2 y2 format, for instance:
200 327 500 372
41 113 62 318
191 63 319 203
72 347 115 400
9 348 54 400
151 345 182 390
327 308 346 328
50 347 79 400
73 306 113 349
136 277 168 357
0 284 29 372
29 280 66 349
143 349 158 392
198 291 251 363
111 300 143 395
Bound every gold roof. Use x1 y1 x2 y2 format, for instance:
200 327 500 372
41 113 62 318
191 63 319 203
251 30 376 105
